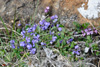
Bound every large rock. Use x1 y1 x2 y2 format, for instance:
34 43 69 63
0 0 100 27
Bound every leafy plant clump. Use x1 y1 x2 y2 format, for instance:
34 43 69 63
9 6 100 62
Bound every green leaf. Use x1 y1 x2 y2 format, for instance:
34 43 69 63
61 32 64 39
46 17 51 22
87 36 92 43
35 43 39 49
59 24 64 27
82 23 90 29
73 22 81 28
55 40 60 47
37 25 41 33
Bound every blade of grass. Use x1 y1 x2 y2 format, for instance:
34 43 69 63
32 0 39 25
0 16 9 35
12 8 16 39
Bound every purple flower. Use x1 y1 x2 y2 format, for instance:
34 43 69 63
58 27 62 31
72 50 80 55
22 35 25 38
88 28 91 31
44 6 50 13
81 30 84 34
32 39 36 45
50 15 58 20
51 24 54 27
21 30 26 35
87 32 90 35
67 38 73 44
69 38 73 42
41 42 46 46
33 44 35 47
66 41 70 44
10 40 15 44
90 31 93 34
45 9 48 13
82 33 86 36
10 40 15 49
60 40 63 44
75 45 79 49
52 36 57 42
30 48 36 54
51 15 55 20
54 15 58 18
27 28 32 33
20 41 26 47
32 26 36 32
10 44 15 49
45 22 50 26
39 20 46 25
30 33 35 36
94 30 98 34
18 23 21 26
53 19 58 23
33 35 40 40
26 37 30 43
50 41 53 44
39 21 44 25
46 6 50 9
49 31 54 35
58 33 61 36
56 24 59 27
85 29 88 32
27 43 32 50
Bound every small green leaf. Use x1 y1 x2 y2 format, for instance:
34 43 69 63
82 23 90 29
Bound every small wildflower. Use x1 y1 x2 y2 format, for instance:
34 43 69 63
44 6 50 13
50 15 58 20
59 40 63 44
52 36 57 42
67 38 73 44
20 41 26 47
30 48 36 54
88 28 91 31
94 30 98 34
75 45 79 49
27 43 32 50
56 24 59 27
90 31 93 35
18 23 21 26
58 27 62 31
58 33 61 36
72 50 80 55
26 37 30 43
10 40 15 44
53 19 58 23
10 40 15 49
41 42 46 46
45 22 50 26
87 32 90 35
82 33 86 36
84 29 88 32
10 44 15 49
49 31 54 35
50 41 53 44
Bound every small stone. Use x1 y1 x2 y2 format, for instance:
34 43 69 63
85 47 89 53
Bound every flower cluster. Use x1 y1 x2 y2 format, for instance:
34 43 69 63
39 20 50 30
72 45 80 55
19 24 41 54
81 28 98 36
